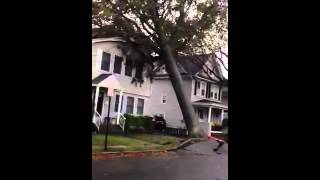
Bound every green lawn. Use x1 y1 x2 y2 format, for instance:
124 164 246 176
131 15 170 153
92 134 182 152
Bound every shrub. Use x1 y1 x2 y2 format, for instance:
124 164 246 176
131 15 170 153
124 114 154 133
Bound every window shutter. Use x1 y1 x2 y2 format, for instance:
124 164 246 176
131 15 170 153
218 86 222 100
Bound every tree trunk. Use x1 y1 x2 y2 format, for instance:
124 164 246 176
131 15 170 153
161 42 205 137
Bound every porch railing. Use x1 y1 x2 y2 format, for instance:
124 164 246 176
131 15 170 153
118 113 126 131
93 111 102 131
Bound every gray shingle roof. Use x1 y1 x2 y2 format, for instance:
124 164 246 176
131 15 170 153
92 74 112 84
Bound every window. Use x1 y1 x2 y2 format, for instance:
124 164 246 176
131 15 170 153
137 98 144 115
200 82 206 97
201 89 205 96
214 92 218 99
197 81 201 89
161 95 167 104
198 109 204 119
125 59 133 77
114 56 123 74
210 92 213 98
101 52 110 71
114 95 120 112
126 96 134 114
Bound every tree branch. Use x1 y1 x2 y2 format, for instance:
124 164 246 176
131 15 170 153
214 53 228 71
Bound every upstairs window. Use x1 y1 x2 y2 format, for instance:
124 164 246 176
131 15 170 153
114 56 123 74
200 82 206 97
101 52 110 71
124 57 132 77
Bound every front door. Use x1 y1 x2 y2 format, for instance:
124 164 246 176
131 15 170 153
96 91 104 115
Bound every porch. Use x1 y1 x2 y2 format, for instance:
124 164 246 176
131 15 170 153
192 99 228 136
92 74 125 132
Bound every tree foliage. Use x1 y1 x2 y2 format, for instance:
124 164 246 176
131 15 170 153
92 0 228 83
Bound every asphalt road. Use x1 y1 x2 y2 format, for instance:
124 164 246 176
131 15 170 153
92 140 228 180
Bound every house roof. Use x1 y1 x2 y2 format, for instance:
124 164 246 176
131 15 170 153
192 99 228 109
154 54 224 81
92 74 112 85
193 99 222 104
176 54 210 75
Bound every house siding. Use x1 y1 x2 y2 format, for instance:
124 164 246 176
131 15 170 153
92 40 151 97
92 39 151 121
146 78 192 129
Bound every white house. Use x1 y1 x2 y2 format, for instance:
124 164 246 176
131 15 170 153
146 54 228 136
92 37 228 136
92 37 151 130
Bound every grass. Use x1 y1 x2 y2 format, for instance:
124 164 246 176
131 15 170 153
92 133 182 153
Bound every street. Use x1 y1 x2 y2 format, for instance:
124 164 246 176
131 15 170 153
92 140 228 180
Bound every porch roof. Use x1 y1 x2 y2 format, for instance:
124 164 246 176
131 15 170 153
192 99 228 110
92 74 123 91
92 74 112 85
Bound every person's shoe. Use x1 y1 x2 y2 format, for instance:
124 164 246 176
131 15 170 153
213 148 218 152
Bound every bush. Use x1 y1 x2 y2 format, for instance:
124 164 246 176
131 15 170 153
222 118 228 128
124 114 154 133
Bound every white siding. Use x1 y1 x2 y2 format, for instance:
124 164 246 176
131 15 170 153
92 40 151 97
146 78 192 129
92 39 152 121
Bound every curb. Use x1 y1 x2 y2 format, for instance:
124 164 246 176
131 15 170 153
169 137 206 150
93 138 206 158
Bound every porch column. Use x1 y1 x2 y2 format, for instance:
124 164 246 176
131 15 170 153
116 90 123 124
207 106 212 123
92 86 100 123
220 109 224 123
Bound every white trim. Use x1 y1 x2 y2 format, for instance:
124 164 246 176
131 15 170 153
116 90 123 124
208 107 212 123
194 75 220 84
92 37 125 44
193 102 228 110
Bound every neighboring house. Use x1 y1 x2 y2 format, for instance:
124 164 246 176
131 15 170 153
92 38 151 130
146 55 228 136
